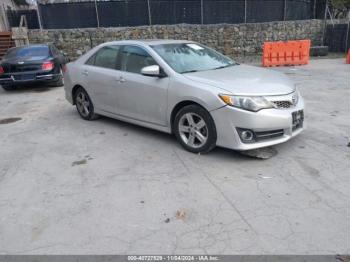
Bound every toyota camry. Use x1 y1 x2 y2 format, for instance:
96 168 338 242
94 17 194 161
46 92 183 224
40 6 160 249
64 40 304 153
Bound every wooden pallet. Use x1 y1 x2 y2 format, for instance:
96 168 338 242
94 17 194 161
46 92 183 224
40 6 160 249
0 32 15 60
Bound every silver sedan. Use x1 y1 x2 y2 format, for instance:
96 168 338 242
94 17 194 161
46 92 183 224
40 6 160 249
64 40 304 153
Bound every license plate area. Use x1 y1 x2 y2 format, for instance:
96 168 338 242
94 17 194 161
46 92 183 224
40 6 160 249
292 110 304 131
13 74 35 81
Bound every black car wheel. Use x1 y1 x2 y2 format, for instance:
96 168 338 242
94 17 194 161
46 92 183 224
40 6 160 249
174 105 217 154
50 68 64 87
74 87 99 120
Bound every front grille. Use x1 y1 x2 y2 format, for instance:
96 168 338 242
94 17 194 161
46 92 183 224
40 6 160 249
272 101 293 109
255 129 284 141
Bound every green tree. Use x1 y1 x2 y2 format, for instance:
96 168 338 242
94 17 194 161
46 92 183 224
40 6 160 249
330 0 350 18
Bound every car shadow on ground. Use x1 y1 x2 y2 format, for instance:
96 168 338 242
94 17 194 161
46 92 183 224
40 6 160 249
0 83 63 93
1 84 279 161
95 115 266 161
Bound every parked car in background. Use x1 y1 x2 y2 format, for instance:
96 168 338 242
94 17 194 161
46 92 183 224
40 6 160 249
0 44 68 91
64 40 304 153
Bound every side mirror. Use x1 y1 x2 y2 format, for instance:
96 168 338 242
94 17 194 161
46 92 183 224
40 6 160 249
141 65 161 77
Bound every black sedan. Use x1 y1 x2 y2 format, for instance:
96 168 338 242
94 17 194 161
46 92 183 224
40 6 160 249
0 44 68 91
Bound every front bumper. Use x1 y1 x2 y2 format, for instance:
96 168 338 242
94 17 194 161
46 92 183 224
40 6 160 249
211 98 305 151
0 73 61 85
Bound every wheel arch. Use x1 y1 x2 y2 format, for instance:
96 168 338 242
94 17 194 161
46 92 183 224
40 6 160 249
170 100 210 133
71 84 84 105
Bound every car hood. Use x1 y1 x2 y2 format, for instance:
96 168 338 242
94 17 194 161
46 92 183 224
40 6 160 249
183 64 295 96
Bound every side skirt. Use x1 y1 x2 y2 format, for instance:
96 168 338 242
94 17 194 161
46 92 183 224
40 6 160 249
94 109 172 134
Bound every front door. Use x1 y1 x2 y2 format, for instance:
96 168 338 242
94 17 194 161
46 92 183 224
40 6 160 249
115 45 169 126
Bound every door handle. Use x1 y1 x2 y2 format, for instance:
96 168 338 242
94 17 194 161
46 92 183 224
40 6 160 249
82 70 88 76
114 76 126 83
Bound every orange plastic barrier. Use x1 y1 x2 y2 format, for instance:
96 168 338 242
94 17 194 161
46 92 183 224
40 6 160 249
346 50 350 64
262 40 311 67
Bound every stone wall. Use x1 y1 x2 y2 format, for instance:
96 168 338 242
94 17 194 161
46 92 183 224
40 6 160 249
28 20 324 60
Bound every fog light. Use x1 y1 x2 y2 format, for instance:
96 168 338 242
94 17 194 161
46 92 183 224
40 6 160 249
241 130 254 141
237 128 256 143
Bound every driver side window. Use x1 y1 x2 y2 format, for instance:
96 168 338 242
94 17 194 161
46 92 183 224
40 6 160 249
120 45 157 74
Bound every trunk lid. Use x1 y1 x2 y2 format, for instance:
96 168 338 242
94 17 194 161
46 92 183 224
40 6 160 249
1 56 48 73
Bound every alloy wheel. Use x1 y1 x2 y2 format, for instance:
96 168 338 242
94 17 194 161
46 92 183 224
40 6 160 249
178 112 208 149
76 91 90 117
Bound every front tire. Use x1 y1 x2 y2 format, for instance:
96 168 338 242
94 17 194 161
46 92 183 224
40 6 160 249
174 105 217 154
74 87 99 120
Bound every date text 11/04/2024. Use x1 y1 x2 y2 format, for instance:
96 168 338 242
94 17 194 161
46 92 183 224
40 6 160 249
127 255 220 261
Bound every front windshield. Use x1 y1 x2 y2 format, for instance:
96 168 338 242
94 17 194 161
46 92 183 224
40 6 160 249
151 43 236 74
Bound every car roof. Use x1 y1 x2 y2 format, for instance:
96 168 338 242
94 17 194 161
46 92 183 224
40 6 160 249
4 44 49 55
14 44 49 48
7 44 49 51
104 39 195 46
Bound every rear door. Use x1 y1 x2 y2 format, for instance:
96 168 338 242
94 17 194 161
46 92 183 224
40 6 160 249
80 45 122 114
116 45 169 126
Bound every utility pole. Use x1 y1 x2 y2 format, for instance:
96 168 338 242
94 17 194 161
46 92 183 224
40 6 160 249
313 0 317 19
94 0 100 28
346 10 350 53
322 0 329 46
200 0 204 24
244 0 247 23
147 0 152 26
36 4 43 30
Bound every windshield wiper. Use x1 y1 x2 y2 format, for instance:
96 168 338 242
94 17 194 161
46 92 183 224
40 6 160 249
181 70 199 74
181 63 237 74
213 64 236 70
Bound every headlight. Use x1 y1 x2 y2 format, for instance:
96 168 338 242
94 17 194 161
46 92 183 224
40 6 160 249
219 94 274 112
292 89 299 106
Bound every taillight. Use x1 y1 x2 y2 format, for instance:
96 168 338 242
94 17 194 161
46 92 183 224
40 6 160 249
42 61 54 71
0 66 4 74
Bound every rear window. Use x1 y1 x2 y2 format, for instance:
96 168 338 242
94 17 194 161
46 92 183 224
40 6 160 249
5 46 49 59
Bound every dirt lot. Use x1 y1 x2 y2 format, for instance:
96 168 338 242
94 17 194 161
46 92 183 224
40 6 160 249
0 58 349 254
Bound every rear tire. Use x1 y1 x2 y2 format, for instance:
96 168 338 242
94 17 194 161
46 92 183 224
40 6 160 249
74 87 99 120
174 105 217 154
50 68 64 87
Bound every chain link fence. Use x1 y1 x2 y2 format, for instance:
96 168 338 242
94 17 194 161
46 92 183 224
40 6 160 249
326 23 350 52
6 9 40 29
28 0 326 29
